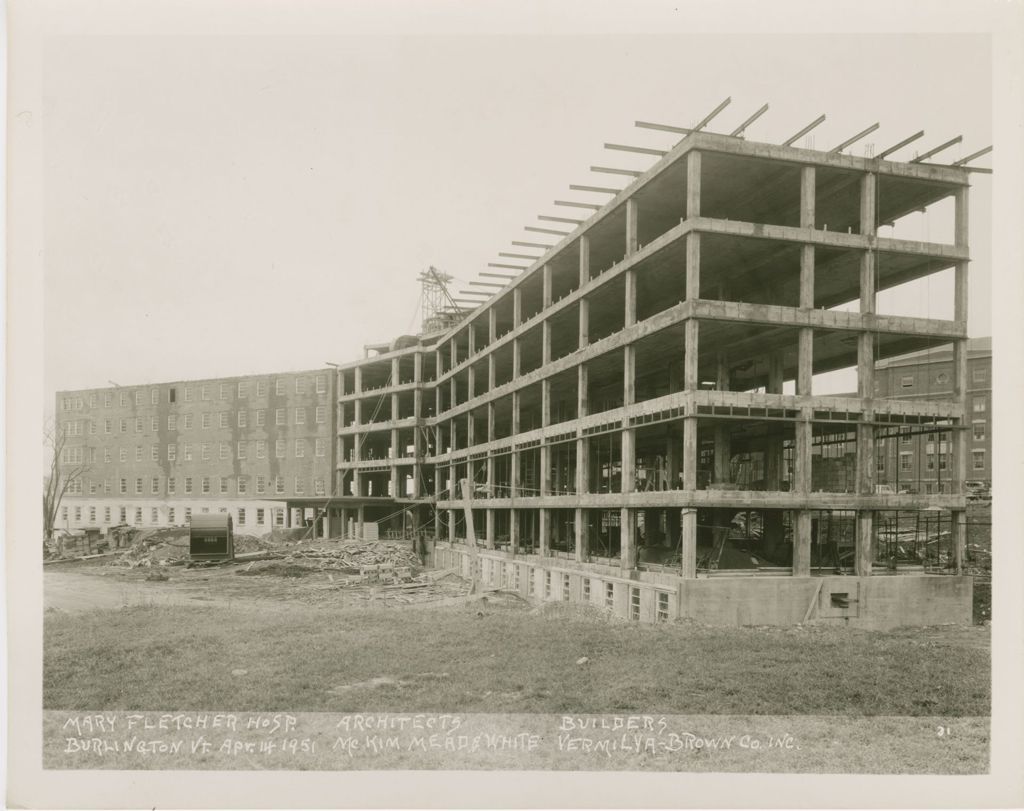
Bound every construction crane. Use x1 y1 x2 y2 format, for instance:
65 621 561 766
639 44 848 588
417 266 471 334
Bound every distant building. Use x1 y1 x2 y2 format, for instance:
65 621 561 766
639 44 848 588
874 337 992 492
55 369 335 533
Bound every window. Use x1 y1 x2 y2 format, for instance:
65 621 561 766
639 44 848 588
257 508 265 525
104 507 111 523
255 409 266 426
61 446 85 465
237 442 247 460
527 569 535 596
135 391 144 406
120 478 128 495
605 582 614 609
899 453 912 472
74 506 82 522
295 477 305 495
315 438 326 457
151 416 159 431
134 507 143 525
184 386 193 402
926 454 935 471
151 389 159 405
629 587 641 621
238 381 248 398
151 477 159 494
119 419 127 433
275 477 285 495
184 414 194 430
316 405 327 424
973 450 986 470
276 379 286 396
185 507 192 521
237 410 247 428
104 393 112 408
238 477 247 495
562 574 570 602
939 455 949 471
184 444 193 461
135 417 143 433
656 591 670 622
900 375 914 389
295 378 306 395
220 382 230 400
295 408 306 425
276 440 286 458
275 508 284 526
169 387 177 403
168 477 176 495
89 480 97 494
973 367 987 384
133 445 141 462
973 421 986 441
168 415 177 431
256 440 266 459
167 444 176 461
256 475 266 495
105 419 112 434
238 508 246 525
89 420 97 435
220 442 229 460
314 478 325 496
316 374 327 394
201 443 211 461
973 397 987 413
151 507 158 523
120 392 129 407
104 448 112 463
135 478 143 495
544 570 552 599
220 412 229 429
61 506 68 521
295 439 305 457
184 477 193 494
256 381 267 397
276 408 286 426
201 477 210 494
168 507 175 523
220 478 229 494
120 507 127 523
876 454 886 473
201 384 211 401
202 412 212 429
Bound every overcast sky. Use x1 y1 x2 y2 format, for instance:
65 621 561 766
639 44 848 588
41 22 992 411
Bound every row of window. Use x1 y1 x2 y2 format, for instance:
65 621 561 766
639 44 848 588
66 406 328 437
61 376 329 411
64 437 328 466
884 449 986 472
60 504 286 527
896 366 987 390
80 474 328 497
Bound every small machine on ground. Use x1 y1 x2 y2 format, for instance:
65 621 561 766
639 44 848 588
188 514 234 562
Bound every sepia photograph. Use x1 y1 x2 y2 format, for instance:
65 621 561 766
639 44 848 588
6 0 1024 807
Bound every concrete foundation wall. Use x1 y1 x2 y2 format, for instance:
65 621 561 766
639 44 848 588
434 543 972 629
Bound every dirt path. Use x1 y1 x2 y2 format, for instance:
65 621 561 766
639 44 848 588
44 570 235 613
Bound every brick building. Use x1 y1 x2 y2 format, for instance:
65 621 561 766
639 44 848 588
55 368 335 533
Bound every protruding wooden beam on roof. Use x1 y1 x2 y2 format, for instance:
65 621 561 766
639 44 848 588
498 252 540 261
877 130 925 160
783 114 826 147
590 166 642 177
481 272 518 279
603 143 667 157
910 135 962 163
554 200 602 211
829 122 880 154
569 184 620 194
470 281 508 287
730 103 770 137
692 96 732 131
459 290 491 297
538 215 585 225
452 300 481 308
488 263 530 270
953 146 993 166
512 240 553 249
525 226 571 236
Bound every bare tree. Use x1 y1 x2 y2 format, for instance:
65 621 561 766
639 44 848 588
43 419 90 546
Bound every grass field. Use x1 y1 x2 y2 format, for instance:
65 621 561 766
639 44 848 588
44 601 989 717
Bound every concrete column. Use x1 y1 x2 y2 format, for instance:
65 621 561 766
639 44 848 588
357 505 366 539
466 413 475 448
541 380 551 427
510 449 520 499
539 509 550 557
715 351 729 391
860 171 877 236
542 263 552 307
579 297 590 347
623 345 636 406
354 366 363 394
686 151 701 219
797 329 813 396
680 508 697 578
340 507 349 539
794 413 813 494
576 437 589 496
512 338 521 378
513 287 523 327
448 509 456 544
487 402 495 442
391 357 400 387
713 426 731 484
624 270 637 326
414 352 423 383
626 198 638 256
511 391 520 435
579 234 590 286
765 436 783 491
801 165 816 229
620 507 635 570
353 399 362 427
855 510 873 576
574 507 589 562
542 320 552 365
620 423 637 496
467 365 475 400
682 417 698 491
485 508 495 549
793 510 812 577
577 364 589 418
450 337 457 368
767 351 784 394
686 233 701 300
684 319 699 391
488 307 497 343
509 508 519 556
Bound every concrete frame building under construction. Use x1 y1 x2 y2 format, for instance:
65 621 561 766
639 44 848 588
335 125 982 628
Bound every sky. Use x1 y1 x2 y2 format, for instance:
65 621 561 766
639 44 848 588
40 22 993 412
